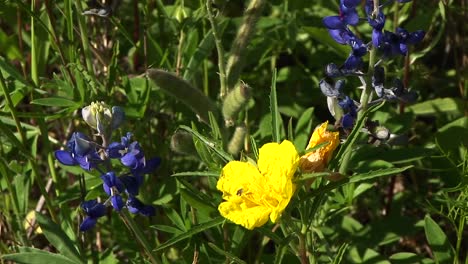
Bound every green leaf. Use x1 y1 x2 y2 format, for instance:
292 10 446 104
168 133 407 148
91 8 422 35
35 214 83 264
302 26 349 58
331 243 349 264
270 68 280 143
179 188 216 215
424 215 455 264
179 125 233 163
171 171 219 177
31 97 80 108
389 252 434 264
406 98 463 116
151 224 183 235
183 29 215 81
154 216 225 252
207 242 247 264
3 248 79 264
349 166 413 183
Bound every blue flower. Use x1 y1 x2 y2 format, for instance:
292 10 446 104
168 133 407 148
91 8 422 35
375 27 425 57
107 132 161 182
54 132 102 171
323 0 360 30
372 67 418 103
101 172 125 211
80 200 107 231
338 96 358 129
127 196 155 217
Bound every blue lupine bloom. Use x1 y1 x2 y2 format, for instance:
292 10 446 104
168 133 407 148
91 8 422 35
80 200 107 231
101 172 125 211
338 96 358 129
54 132 102 171
343 37 368 70
107 132 162 189
127 196 156 217
107 132 146 170
375 28 425 57
323 0 360 30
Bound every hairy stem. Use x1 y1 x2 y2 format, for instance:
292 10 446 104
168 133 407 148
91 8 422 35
206 0 227 99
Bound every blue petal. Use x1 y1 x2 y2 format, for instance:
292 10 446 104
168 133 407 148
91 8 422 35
111 106 125 130
342 113 355 129
121 153 138 168
407 30 425 44
140 157 161 174
343 10 359 25
323 16 344 29
343 55 362 70
121 175 140 195
343 0 360 8
82 200 107 218
112 195 124 211
107 142 125 158
140 205 156 217
372 29 382 48
54 150 77 166
80 216 97 231
328 29 351 45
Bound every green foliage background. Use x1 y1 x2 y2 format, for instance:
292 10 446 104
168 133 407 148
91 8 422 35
0 0 466 263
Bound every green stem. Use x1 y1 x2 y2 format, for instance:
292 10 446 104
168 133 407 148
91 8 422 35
74 0 97 90
120 211 160 264
0 71 27 146
340 1 379 174
298 225 309 264
206 0 227 99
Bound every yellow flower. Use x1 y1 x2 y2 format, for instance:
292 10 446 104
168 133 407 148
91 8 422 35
300 121 339 173
217 140 299 230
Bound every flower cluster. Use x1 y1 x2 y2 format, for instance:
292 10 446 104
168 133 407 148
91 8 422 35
321 0 425 130
55 102 160 231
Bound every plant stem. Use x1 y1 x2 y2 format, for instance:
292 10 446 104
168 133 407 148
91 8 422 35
206 0 227 99
225 0 266 91
299 225 309 264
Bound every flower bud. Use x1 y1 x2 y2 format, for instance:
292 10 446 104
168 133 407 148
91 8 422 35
300 121 340 173
111 106 125 130
82 102 124 136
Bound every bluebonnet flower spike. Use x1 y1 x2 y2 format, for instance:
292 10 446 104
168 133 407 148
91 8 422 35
80 200 107 231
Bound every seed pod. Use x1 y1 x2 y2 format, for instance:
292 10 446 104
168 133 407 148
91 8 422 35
227 126 247 156
222 82 252 126
170 131 196 155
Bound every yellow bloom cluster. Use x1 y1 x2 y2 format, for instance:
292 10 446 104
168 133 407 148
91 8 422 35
300 121 340 173
216 140 299 230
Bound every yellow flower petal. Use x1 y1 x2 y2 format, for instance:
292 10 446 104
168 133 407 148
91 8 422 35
218 200 270 230
300 121 339 173
217 140 299 229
